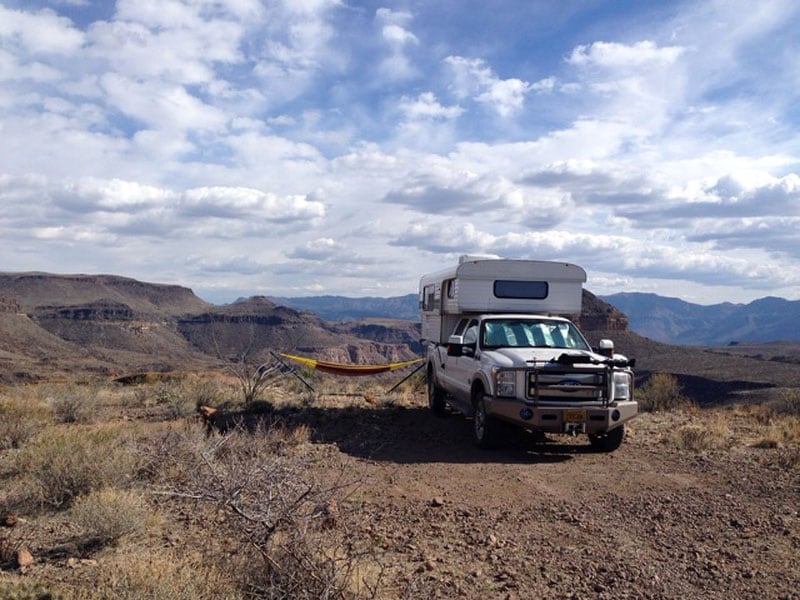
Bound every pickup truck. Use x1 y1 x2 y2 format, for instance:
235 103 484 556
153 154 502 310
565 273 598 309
425 313 637 452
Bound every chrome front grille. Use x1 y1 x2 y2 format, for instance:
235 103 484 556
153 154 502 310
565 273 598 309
527 369 607 402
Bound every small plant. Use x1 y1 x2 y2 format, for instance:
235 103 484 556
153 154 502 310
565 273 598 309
69 488 156 547
637 373 692 412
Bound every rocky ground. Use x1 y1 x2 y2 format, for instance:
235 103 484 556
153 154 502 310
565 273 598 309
1 384 798 599
292 399 800 599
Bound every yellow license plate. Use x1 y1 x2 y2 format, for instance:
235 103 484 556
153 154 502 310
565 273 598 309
563 409 587 422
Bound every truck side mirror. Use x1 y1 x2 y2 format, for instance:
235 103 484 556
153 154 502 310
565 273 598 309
447 335 465 356
597 339 614 358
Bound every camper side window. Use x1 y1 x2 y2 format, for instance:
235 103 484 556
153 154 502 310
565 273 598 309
445 279 456 299
422 285 436 311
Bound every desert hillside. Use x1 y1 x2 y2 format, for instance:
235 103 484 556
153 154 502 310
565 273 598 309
0 273 424 383
1 271 799 406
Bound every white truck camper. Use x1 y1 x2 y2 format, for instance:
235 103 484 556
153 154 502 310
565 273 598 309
420 256 637 452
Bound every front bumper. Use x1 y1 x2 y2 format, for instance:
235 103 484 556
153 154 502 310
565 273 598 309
487 397 638 434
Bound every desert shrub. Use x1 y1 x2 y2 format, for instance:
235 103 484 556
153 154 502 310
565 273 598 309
638 373 692 412
15 424 142 510
145 425 376 599
770 388 800 416
49 386 99 424
69 488 156 547
238 528 379 600
186 374 235 406
672 417 732 451
152 381 194 419
0 395 51 450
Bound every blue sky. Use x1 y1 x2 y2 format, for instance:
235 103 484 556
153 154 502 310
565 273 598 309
1 0 798 305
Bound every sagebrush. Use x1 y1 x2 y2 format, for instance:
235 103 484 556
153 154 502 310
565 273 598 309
638 373 692 412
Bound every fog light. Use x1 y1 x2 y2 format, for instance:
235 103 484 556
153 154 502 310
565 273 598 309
611 409 620 422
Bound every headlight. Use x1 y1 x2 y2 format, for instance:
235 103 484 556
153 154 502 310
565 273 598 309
612 371 631 401
495 370 516 397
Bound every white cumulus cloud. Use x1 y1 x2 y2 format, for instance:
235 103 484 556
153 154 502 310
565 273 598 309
444 55 533 117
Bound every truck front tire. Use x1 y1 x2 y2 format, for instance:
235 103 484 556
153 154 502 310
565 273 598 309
427 369 447 417
473 386 500 449
588 425 625 452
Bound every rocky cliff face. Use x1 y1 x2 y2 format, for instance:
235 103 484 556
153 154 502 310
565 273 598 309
578 290 629 332
32 300 135 321
0 272 211 316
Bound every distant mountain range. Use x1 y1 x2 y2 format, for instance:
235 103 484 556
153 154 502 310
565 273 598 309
272 291 800 345
269 290 631 334
601 293 800 345
268 294 419 322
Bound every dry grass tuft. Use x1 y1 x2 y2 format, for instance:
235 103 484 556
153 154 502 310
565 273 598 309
672 416 732 451
737 402 776 425
59 548 240 600
69 488 158 547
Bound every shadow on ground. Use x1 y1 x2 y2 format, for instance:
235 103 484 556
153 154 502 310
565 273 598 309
205 401 593 465
636 371 774 404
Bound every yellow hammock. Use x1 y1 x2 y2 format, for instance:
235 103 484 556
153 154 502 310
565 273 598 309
279 353 423 377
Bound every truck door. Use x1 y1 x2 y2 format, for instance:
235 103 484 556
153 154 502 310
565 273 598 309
447 320 480 401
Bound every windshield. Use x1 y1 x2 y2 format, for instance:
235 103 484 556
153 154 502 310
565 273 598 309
480 318 590 351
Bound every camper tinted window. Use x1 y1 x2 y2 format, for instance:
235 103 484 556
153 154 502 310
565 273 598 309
493 280 548 299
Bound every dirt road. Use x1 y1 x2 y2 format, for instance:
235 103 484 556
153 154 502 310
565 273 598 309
293 397 799 599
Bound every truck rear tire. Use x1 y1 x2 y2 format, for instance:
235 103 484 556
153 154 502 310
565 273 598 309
473 386 500 449
427 370 447 417
588 425 625 452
